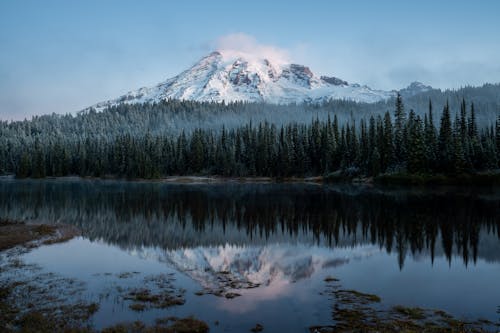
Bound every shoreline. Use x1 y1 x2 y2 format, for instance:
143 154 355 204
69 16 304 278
0 219 80 252
2 171 500 187
0 174 327 185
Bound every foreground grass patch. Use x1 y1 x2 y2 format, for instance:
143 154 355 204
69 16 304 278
0 218 79 251
314 277 498 332
101 317 209 333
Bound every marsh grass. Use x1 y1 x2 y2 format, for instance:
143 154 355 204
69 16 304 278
314 277 497 333
101 317 209 333
0 219 79 251
120 274 186 312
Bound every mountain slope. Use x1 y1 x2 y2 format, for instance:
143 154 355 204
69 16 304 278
399 81 435 98
90 51 395 110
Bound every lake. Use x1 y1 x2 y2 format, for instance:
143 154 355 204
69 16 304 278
1 178 499 332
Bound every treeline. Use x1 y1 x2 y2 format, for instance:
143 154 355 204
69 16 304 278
0 99 360 139
2 94 500 179
2 83 500 139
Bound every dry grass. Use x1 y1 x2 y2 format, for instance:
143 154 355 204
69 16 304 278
0 219 79 251
101 317 209 333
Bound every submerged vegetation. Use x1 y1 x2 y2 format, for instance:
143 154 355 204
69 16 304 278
0 271 98 332
123 274 186 311
0 250 199 333
310 277 499 333
100 317 209 333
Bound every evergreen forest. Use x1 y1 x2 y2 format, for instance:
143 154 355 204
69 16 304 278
1 93 499 180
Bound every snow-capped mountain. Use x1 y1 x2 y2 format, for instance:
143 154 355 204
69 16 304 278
90 51 396 110
131 243 378 290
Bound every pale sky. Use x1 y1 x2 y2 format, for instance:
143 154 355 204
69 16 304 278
1 0 499 120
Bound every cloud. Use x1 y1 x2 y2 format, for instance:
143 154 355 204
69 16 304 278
215 33 291 65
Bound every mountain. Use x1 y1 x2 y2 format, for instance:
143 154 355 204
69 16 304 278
399 81 434 98
90 51 396 110
133 244 378 290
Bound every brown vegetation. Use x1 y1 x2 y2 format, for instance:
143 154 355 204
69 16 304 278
0 219 79 251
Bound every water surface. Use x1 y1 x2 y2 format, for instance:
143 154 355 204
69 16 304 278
1 179 499 331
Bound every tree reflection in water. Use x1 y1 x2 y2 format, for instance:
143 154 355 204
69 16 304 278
1 180 499 269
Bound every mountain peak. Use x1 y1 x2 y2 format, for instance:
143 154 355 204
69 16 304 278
407 81 430 89
89 52 395 111
399 81 433 97
209 50 222 57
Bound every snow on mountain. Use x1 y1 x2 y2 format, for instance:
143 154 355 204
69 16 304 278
90 51 395 111
130 243 378 290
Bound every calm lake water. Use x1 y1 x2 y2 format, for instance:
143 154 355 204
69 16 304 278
1 179 500 331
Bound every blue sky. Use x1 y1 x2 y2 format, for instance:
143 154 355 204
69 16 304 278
1 0 499 120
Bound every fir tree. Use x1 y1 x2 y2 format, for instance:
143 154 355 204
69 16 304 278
453 113 466 173
382 111 394 171
438 102 454 173
407 112 425 174
496 114 500 166
394 93 406 166
424 101 438 172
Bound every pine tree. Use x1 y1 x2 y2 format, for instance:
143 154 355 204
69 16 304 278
438 102 454 173
190 129 205 173
453 113 466 173
0 140 6 175
407 112 425 174
394 93 406 166
468 103 482 170
424 100 438 172
370 147 381 176
332 115 341 170
32 137 46 178
324 118 335 173
359 119 370 173
468 102 478 139
339 126 347 171
382 111 394 171
17 152 31 178
460 98 468 139
496 114 500 167
176 131 188 174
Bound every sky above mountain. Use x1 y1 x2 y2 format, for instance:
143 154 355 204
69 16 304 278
1 0 500 120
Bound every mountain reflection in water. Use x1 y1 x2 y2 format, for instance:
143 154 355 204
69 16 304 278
1 179 499 271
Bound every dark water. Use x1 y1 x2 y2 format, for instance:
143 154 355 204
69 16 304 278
1 178 500 331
